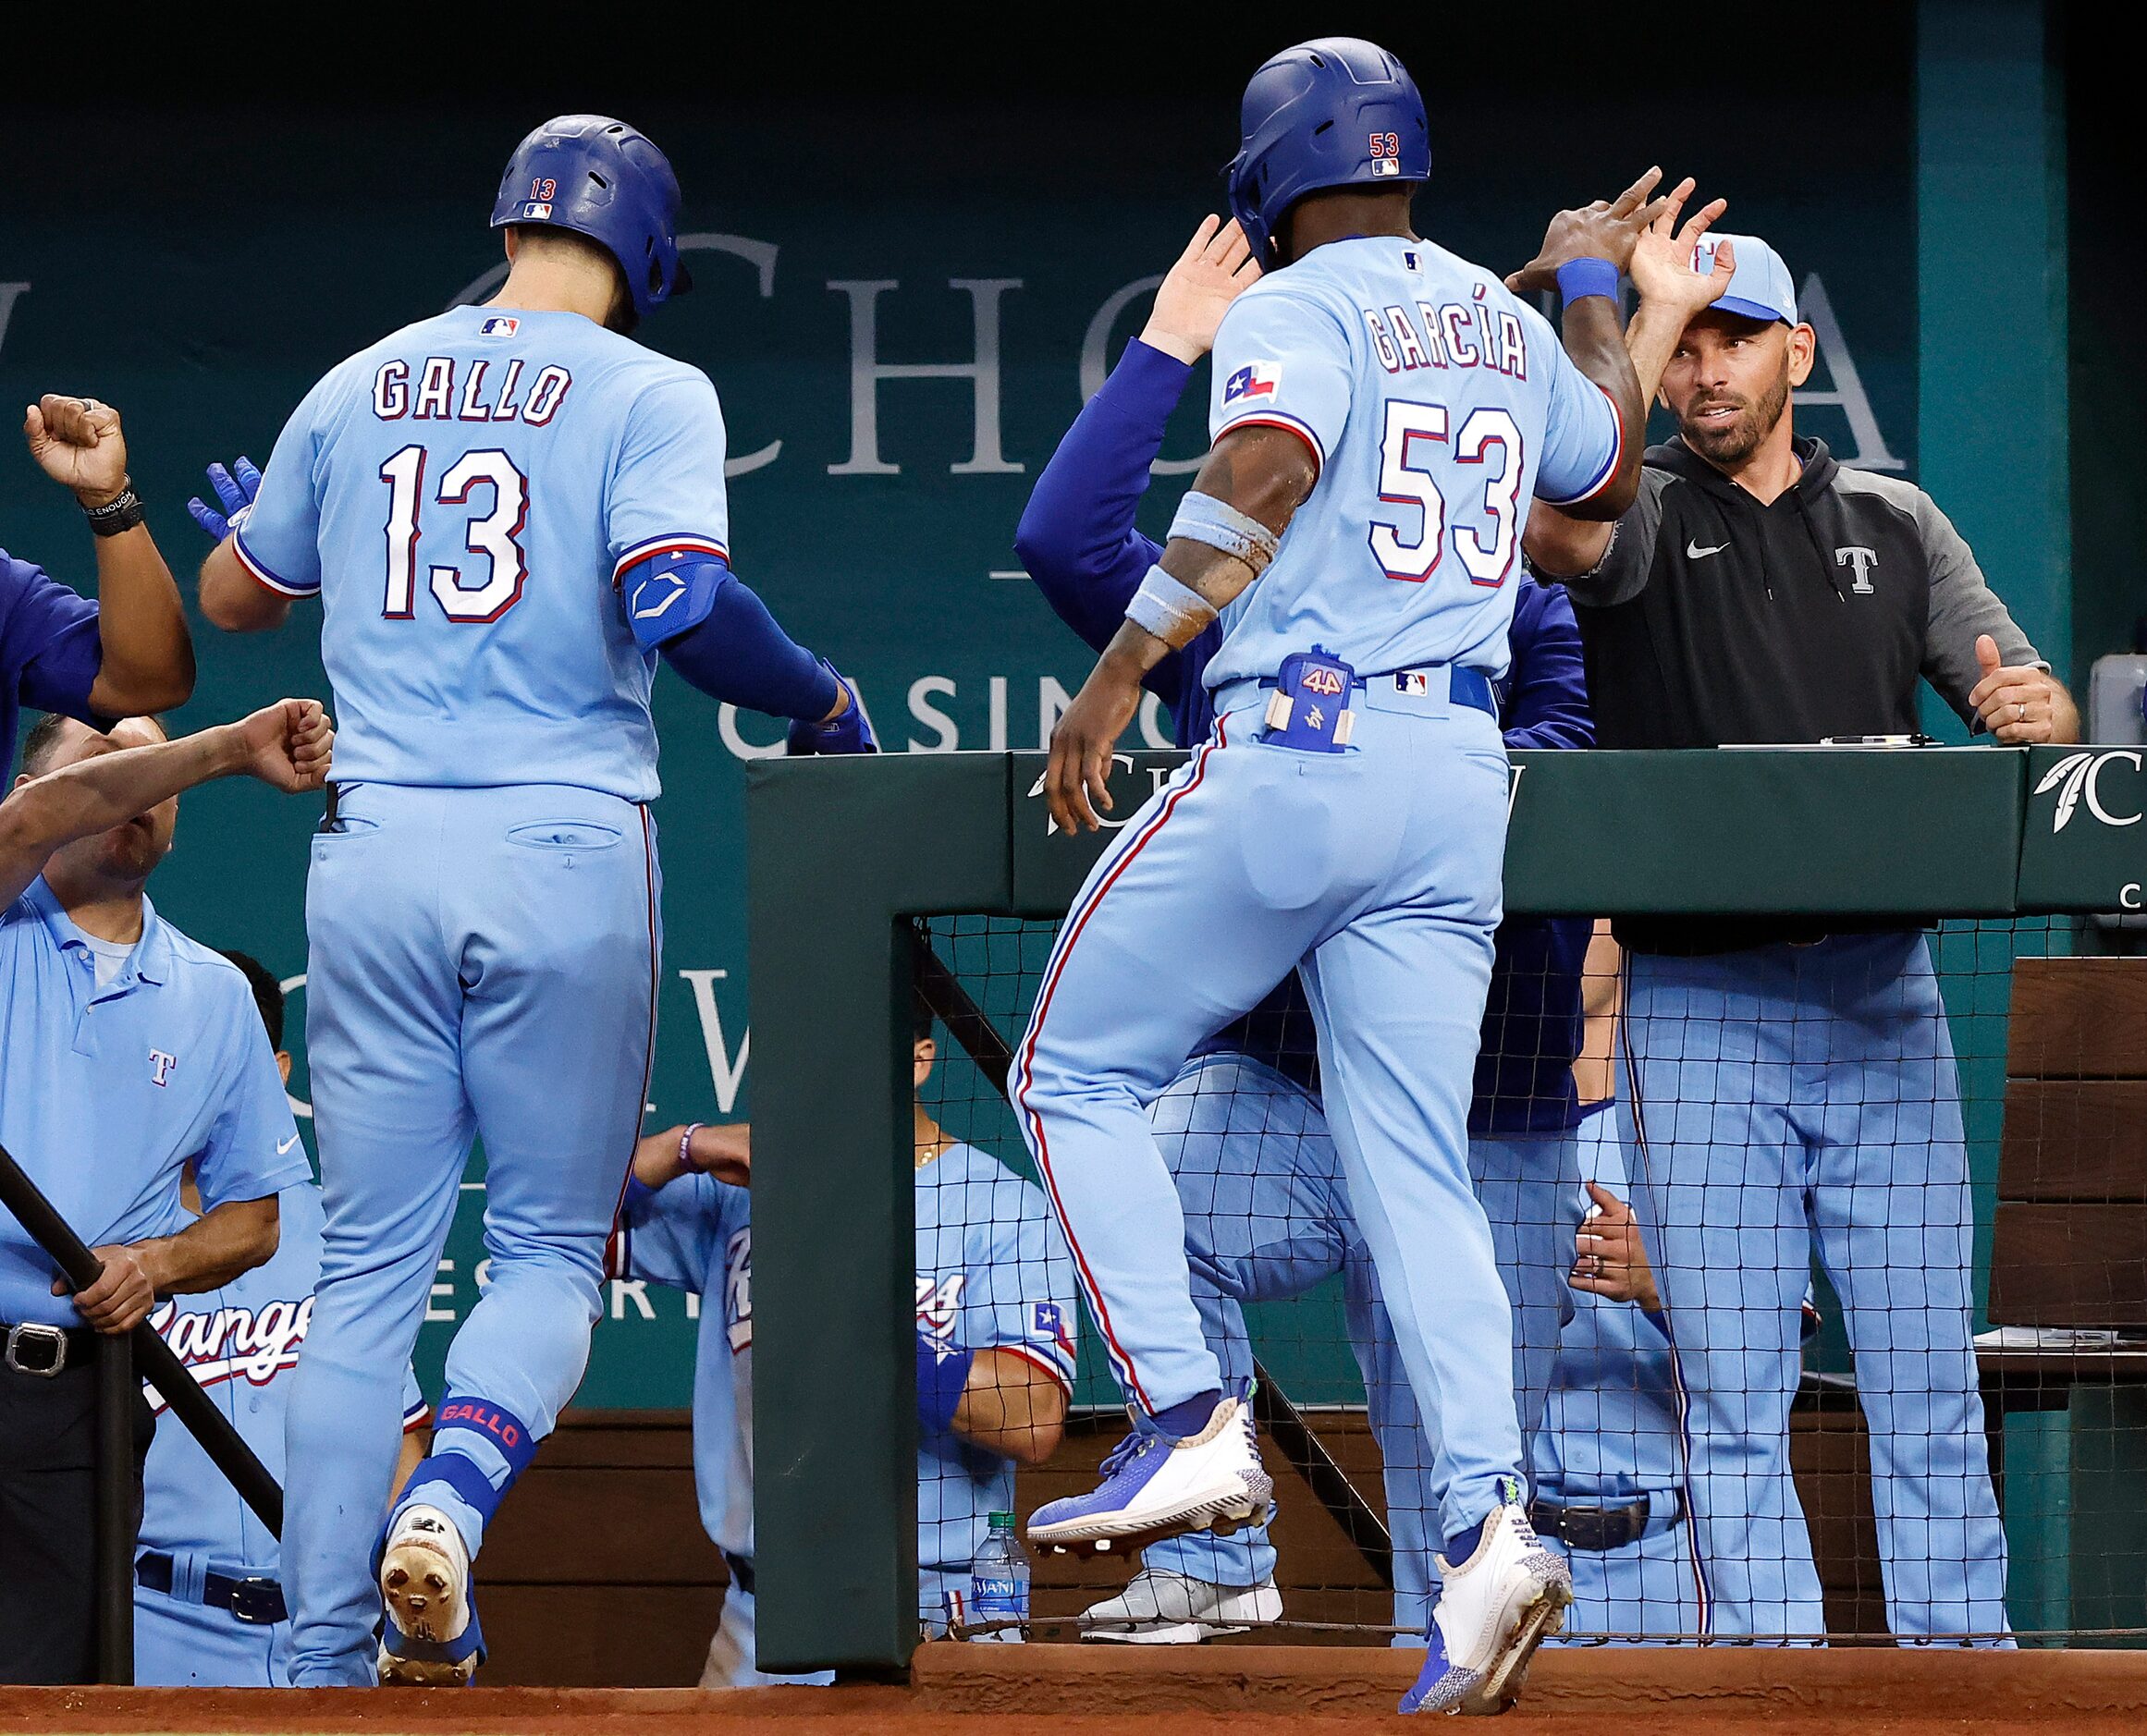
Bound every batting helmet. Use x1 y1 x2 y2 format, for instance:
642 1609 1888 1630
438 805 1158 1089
490 116 692 322
1226 39 1429 270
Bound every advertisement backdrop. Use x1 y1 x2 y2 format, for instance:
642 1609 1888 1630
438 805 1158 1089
0 31 1917 1402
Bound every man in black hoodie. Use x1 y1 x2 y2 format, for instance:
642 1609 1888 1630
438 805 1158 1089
1524 230 2071 1643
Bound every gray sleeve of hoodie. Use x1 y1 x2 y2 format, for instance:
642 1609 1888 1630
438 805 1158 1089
1540 469 1671 609
1833 468 2046 729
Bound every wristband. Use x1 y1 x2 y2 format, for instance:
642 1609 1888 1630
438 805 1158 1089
1126 563 1220 645
82 485 146 537
679 1122 705 1173
1555 259 1620 310
1169 490 1281 571
916 1329 974 1434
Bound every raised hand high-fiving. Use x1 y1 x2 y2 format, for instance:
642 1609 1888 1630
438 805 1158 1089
1505 167 1681 296
188 457 263 543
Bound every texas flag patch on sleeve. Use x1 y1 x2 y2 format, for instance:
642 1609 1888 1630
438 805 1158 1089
1222 361 1282 406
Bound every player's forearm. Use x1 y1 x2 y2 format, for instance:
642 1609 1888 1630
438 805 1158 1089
657 578 840 720
1554 298 1646 521
136 1193 281 1296
199 539 293 632
0 725 246 872
1015 339 1192 653
951 1351 1070 1466
1621 300 1690 410
85 525 195 714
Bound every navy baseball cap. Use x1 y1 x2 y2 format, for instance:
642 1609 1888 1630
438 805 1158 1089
1694 232 1797 324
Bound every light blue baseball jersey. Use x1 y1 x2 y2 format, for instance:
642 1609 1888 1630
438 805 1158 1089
234 304 732 801
620 1143 1078 1606
1202 236 1624 690
0 882 312 1326
615 1171 755 1558
140 1182 428 1572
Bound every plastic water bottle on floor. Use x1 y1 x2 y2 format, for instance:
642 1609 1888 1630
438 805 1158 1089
968 1511 1030 1642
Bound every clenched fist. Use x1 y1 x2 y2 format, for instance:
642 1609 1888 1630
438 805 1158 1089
228 699 335 793
25 394 129 507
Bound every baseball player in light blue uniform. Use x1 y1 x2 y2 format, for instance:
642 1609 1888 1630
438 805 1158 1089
136 1180 430 1686
1015 220 1598 1643
1012 39 1650 1714
616 1067 1079 1679
191 116 870 1685
1531 1103 1697 1638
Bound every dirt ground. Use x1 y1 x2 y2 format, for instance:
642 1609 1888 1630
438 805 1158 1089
4 1643 2144 1734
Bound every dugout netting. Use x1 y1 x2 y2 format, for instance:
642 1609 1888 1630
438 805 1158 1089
744 748 2147 1670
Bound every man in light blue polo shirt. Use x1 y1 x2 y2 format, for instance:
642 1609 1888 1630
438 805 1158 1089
0 697 329 1683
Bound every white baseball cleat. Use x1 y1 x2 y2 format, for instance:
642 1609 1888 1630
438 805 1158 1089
1400 1495 1571 1716
1080 1567 1283 1643
376 1504 485 1686
1027 1394 1273 1552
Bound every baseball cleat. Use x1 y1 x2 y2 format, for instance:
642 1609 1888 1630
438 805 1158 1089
376 1503 484 1686
1080 1567 1282 1643
1028 1394 1273 1553
1400 1495 1571 1716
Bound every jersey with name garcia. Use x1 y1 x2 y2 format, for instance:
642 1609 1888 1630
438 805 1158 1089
235 305 731 802
1202 237 1622 691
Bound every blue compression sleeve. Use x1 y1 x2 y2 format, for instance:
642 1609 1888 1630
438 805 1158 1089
917 1330 974 1435
656 568 840 721
1500 580 1594 752
1013 337 1195 708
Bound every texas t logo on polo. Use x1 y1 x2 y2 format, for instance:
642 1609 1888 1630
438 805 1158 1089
1836 545 1879 593
149 1048 178 1087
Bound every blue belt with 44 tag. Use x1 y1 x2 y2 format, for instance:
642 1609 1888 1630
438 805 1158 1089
1258 648 1496 752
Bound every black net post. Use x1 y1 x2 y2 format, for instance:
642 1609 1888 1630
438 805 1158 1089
93 1329 135 1684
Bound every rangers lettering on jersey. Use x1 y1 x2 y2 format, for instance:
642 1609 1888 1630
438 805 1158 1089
145 1294 313 1412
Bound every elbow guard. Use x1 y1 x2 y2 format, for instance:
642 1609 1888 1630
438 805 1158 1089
620 551 728 653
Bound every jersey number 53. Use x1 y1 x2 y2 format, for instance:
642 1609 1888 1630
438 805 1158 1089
1368 401 1524 590
377 446 532 623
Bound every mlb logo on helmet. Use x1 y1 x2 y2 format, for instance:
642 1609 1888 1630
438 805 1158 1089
1368 131 1403 177
1223 361 1282 405
521 201 554 221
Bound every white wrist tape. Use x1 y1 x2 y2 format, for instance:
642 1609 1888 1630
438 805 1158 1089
1125 563 1220 644
1170 491 1282 571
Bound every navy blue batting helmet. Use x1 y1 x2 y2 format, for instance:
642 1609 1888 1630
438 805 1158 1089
491 116 691 322
1226 39 1429 269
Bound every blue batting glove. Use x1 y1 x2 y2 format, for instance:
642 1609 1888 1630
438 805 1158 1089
187 456 262 542
787 662 877 756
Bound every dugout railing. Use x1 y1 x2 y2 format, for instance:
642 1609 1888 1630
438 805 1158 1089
746 745 2147 1673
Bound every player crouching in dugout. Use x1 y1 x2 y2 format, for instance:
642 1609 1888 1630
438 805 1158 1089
610 1003 1080 1681
1524 229 2079 1642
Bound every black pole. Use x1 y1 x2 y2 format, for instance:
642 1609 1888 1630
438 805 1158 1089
0 1141 283 1535
94 1329 136 1684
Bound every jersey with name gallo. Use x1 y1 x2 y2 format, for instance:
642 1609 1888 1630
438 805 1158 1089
235 305 731 802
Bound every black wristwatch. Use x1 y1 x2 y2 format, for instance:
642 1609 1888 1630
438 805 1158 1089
82 483 146 537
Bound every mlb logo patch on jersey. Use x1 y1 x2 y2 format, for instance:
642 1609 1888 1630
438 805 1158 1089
1222 361 1282 406
478 316 521 338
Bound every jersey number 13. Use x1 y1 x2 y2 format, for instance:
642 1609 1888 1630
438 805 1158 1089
377 446 530 622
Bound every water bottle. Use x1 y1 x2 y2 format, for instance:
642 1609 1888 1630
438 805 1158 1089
2086 617 2147 745
967 1511 1030 1642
